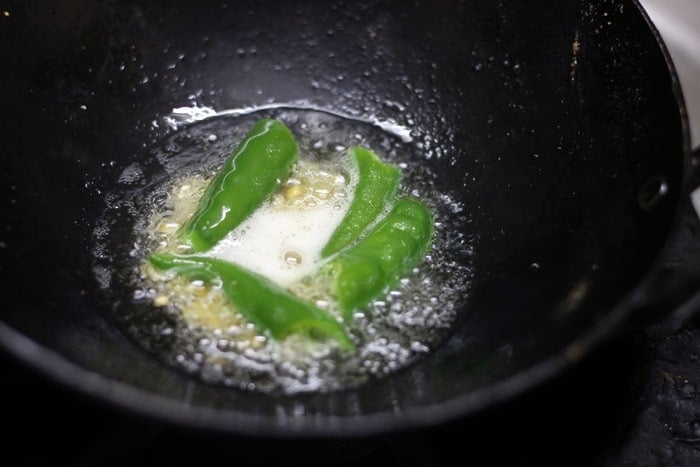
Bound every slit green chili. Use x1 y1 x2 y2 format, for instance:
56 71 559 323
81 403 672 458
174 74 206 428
326 197 434 319
179 119 298 252
149 253 354 350
320 146 401 257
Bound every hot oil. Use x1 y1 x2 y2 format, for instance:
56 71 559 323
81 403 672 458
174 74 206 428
94 108 474 394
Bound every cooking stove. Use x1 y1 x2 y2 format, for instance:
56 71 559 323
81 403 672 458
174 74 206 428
2 2 699 465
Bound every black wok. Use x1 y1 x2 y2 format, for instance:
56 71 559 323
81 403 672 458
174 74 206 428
0 0 698 437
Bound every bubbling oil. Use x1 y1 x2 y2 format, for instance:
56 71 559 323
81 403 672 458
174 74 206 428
99 108 473 394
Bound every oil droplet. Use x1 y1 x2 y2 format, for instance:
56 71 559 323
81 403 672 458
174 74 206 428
284 251 302 265
153 295 169 306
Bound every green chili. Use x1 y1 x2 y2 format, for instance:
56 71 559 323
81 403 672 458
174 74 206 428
326 198 434 319
179 119 298 252
320 146 401 257
149 253 354 350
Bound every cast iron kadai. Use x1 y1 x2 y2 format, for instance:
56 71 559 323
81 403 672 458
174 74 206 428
0 0 699 437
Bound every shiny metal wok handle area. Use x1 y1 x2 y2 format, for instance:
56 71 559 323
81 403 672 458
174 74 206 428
634 146 700 327
633 1 700 325
681 155 700 321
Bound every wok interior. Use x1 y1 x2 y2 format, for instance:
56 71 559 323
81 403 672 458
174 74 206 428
0 0 684 431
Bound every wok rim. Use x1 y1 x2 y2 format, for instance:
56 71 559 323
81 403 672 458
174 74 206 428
0 0 693 438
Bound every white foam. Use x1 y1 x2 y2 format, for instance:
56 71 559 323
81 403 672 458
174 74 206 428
163 102 413 142
203 195 351 288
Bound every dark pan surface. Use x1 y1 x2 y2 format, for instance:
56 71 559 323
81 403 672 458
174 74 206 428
0 0 690 435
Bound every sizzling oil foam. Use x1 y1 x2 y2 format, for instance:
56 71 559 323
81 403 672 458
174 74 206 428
95 108 474 394
203 158 357 288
